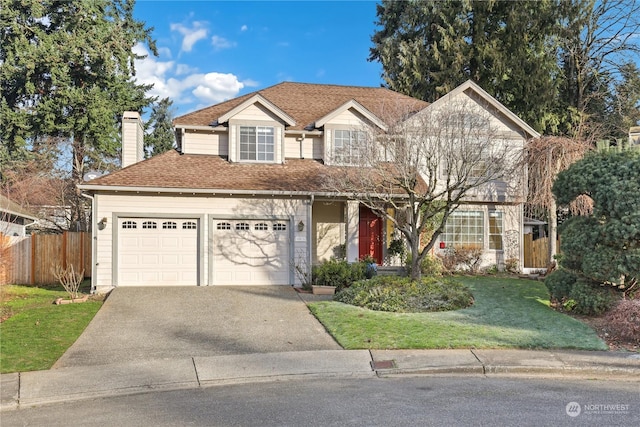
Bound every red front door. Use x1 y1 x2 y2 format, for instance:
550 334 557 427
359 206 383 264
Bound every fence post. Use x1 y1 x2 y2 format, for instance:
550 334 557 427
30 233 36 285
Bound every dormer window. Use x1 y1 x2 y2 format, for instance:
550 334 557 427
240 126 274 161
334 130 365 165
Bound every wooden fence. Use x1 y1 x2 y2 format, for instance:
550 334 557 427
0 232 91 286
523 234 560 269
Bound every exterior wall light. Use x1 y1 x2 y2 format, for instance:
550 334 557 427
297 221 304 232
98 217 108 230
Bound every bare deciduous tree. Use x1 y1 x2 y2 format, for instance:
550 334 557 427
323 98 523 280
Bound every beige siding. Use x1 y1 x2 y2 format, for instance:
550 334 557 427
122 114 143 167
312 202 345 263
284 135 322 159
183 131 228 156
233 103 280 121
93 193 308 291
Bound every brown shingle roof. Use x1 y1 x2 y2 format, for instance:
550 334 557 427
84 150 333 193
174 82 429 130
82 150 425 196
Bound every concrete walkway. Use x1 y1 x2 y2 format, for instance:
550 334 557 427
3 349 639 410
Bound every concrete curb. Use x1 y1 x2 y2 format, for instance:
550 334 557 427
2 349 639 411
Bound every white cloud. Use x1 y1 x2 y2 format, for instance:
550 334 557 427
175 63 197 76
211 35 236 50
240 25 248 32
191 73 244 103
242 79 260 88
133 43 245 110
170 21 208 53
157 47 172 58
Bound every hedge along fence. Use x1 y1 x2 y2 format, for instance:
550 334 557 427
0 232 91 286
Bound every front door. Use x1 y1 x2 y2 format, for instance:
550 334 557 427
358 206 383 264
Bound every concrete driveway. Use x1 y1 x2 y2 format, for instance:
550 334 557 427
54 286 341 368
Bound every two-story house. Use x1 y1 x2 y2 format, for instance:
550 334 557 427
79 81 539 293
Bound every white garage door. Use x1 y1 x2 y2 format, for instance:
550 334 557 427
212 219 290 285
118 218 198 286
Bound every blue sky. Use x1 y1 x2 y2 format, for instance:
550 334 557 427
132 1 383 116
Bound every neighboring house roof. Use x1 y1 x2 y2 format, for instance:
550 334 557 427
0 194 38 221
80 150 422 196
173 82 429 131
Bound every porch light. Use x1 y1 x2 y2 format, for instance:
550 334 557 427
297 221 305 232
98 217 108 230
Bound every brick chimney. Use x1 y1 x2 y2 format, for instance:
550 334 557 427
122 111 144 168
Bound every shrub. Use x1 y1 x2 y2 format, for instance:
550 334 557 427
312 259 366 291
438 246 483 274
405 253 443 277
603 299 640 343
334 276 473 313
544 269 577 303
505 258 520 274
567 280 616 316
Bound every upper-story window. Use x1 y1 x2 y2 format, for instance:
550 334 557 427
334 130 365 165
240 126 274 161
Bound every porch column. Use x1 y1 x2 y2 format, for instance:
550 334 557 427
346 201 359 262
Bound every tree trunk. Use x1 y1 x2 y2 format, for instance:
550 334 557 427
548 199 557 265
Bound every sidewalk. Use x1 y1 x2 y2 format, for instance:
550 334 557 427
2 349 639 411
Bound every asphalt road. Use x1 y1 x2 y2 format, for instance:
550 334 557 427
3 376 638 426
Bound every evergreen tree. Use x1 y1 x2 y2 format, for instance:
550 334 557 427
144 98 176 158
0 0 157 230
369 0 560 133
552 150 640 290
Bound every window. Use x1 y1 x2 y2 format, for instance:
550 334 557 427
162 221 177 229
122 221 137 229
182 221 197 230
334 130 365 165
142 221 157 229
240 126 274 161
236 222 250 231
254 223 269 231
273 223 287 231
488 212 503 250
217 222 231 230
442 211 483 248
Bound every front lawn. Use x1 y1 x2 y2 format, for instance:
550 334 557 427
0 284 102 373
308 276 608 350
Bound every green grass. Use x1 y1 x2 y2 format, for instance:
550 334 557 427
0 284 102 373
308 276 608 351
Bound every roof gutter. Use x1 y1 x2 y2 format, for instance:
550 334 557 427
174 124 227 132
76 184 411 200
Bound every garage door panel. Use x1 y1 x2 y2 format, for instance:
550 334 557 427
118 218 198 286
212 219 289 285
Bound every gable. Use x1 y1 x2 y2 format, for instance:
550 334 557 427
426 80 540 139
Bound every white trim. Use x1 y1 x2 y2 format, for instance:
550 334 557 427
218 94 296 126
315 99 388 131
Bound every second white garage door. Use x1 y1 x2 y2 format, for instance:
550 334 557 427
212 219 290 285
118 218 199 286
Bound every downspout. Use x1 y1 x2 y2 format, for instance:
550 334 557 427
308 194 314 285
81 192 97 294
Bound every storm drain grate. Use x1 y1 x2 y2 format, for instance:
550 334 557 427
371 360 396 370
